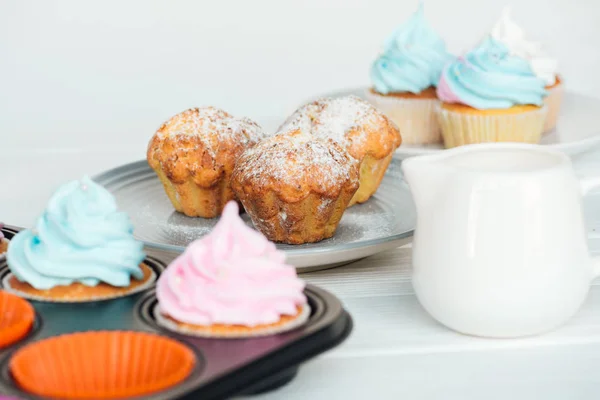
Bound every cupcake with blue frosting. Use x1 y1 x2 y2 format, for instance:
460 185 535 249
436 36 547 148
4 177 154 302
366 3 452 144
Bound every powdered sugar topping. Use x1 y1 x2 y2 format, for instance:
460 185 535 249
234 129 359 194
154 107 266 157
279 95 385 149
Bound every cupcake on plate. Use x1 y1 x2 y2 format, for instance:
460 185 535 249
147 107 267 218
278 95 399 206
366 2 453 144
436 36 547 148
231 129 360 244
156 201 309 338
4 177 154 302
491 7 562 132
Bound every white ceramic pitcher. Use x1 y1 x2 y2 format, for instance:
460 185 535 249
402 143 600 338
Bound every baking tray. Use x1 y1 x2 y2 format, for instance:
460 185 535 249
0 226 353 400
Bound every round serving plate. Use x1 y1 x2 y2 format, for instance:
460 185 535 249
93 158 415 272
317 87 600 159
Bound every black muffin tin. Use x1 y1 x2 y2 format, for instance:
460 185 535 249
0 226 353 400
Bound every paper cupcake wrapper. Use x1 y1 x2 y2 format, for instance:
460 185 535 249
436 105 547 148
155 304 311 339
0 290 35 349
2 269 156 303
543 82 564 133
364 90 442 145
9 330 196 399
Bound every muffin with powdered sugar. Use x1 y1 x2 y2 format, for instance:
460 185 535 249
232 129 359 244
147 107 267 218
279 95 400 206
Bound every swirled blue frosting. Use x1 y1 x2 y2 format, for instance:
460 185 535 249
370 3 452 94
7 176 145 290
436 36 547 109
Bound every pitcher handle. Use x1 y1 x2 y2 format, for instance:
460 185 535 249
581 176 600 278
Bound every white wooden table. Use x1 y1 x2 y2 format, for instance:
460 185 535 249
1 148 600 400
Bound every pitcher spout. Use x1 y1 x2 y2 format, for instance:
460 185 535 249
401 155 447 213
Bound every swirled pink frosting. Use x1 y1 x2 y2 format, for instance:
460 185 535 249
436 62 464 104
156 201 306 326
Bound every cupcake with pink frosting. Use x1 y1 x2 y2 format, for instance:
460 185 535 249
155 201 309 338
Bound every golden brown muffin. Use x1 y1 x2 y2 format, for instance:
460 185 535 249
231 129 359 244
279 95 401 206
147 107 266 218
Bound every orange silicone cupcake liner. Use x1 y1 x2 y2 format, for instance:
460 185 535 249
0 290 35 349
9 331 196 399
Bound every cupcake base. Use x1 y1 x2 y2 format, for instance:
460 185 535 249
437 103 547 148
349 152 394 206
0 239 8 256
365 87 442 145
243 191 355 245
153 168 235 218
2 263 156 303
155 304 311 338
543 77 564 133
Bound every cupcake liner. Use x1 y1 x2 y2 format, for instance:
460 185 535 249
154 304 311 338
2 264 156 303
9 330 196 399
543 82 564 133
365 90 442 145
350 152 394 206
0 290 35 349
436 105 547 148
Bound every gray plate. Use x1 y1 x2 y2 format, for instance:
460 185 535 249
93 158 415 272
